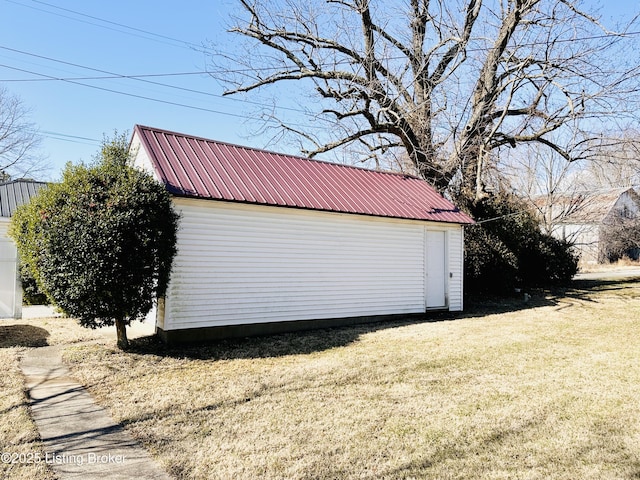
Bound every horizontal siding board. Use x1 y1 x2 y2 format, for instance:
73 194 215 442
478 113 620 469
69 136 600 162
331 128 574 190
171 300 422 316
167 302 424 330
164 199 430 330
168 288 423 305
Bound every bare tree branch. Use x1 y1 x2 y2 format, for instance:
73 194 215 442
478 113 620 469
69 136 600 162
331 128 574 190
0 87 46 180
209 0 640 201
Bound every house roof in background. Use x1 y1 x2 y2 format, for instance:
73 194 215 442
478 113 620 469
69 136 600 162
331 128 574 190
133 125 474 224
532 187 640 224
0 180 47 218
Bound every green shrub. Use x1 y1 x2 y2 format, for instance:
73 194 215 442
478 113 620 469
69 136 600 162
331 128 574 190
9 133 179 349
18 263 49 306
461 191 578 294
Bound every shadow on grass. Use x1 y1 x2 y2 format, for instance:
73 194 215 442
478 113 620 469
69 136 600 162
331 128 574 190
377 402 640 480
557 276 640 301
124 275 640 361
0 325 50 348
126 326 368 361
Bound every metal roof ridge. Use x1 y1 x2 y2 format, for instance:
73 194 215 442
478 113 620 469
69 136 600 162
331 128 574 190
0 179 48 187
133 124 426 182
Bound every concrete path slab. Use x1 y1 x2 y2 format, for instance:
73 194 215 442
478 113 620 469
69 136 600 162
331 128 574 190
21 305 62 319
20 345 173 479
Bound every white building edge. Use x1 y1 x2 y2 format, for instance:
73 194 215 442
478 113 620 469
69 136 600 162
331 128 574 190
131 125 473 343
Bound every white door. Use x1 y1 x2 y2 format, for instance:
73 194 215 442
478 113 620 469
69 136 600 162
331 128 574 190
426 230 447 308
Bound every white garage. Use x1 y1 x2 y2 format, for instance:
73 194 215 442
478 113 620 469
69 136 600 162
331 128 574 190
0 180 47 318
130 125 474 343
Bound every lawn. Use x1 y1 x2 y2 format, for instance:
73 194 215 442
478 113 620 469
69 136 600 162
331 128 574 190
5 276 640 479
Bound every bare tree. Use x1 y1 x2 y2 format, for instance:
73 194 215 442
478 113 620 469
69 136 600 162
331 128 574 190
503 146 583 233
577 129 640 190
600 213 640 262
0 87 45 180
209 0 640 200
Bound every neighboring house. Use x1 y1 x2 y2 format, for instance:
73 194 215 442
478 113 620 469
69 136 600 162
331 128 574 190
0 180 47 318
130 125 474 344
532 187 640 264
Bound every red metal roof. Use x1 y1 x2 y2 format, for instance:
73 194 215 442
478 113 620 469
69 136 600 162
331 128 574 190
134 125 474 224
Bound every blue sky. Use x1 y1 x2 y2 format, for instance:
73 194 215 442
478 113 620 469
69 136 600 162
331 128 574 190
0 0 284 178
0 0 638 179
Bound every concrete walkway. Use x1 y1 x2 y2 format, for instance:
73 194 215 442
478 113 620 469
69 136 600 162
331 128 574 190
20 344 173 479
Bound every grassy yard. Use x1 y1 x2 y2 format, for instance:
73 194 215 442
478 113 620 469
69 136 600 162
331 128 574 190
4 277 640 479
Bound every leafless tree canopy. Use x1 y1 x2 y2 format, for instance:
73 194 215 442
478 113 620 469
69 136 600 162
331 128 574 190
210 0 640 199
600 203 640 262
580 130 640 189
0 87 44 181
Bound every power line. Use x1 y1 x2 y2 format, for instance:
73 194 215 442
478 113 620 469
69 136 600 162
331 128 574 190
0 63 328 131
32 0 206 50
3 0 209 53
21 127 101 146
8 0 640 65
40 130 101 145
0 63 252 118
0 44 315 115
0 71 209 81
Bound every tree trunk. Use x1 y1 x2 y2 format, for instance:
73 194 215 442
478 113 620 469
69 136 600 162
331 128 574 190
115 317 129 350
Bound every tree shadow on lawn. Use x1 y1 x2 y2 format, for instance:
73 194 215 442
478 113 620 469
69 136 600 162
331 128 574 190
548 275 640 305
0 324 50 348
124 276 639 361
378 406 640 480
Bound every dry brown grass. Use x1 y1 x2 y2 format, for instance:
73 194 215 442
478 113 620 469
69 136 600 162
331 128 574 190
0 316 108 348
578 258 640 273
7 277 640 479
0 316 108 480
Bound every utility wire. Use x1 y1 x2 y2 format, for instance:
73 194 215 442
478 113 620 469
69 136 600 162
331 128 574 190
3 0 208 53
0 64 253 119
0 44 315 115
469 211 528 225
40 130 101 144
31 0 206 50
0 71 209 81
0 63 326 130
6 0 640 57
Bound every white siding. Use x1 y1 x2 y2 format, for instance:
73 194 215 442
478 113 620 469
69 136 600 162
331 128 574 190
562 223 600 264
165 199 435 330
447 227 464 311
130 133 161 181
0 220 21 318
162 198 466 331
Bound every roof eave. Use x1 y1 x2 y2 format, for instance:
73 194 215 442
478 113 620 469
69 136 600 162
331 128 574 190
170 192 474 225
